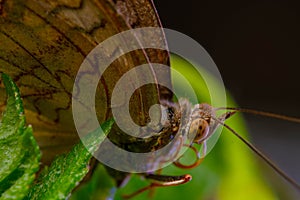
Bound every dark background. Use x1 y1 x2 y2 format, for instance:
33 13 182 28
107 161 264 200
154 0 300 188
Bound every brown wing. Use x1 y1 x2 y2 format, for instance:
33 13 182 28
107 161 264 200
0 0 172 163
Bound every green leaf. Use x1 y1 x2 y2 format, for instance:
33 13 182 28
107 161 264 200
25 119 114 200
0 73 41 200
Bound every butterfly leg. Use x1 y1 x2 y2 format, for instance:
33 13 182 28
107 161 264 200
173 142 207 169
122 173 192 199
147 168 162 198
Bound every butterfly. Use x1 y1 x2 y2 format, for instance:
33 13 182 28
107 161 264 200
0 0 299 200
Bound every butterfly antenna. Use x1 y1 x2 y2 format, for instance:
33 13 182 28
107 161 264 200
212 116 300 190
216 107 300 123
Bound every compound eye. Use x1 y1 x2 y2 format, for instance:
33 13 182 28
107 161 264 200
189 119 209 144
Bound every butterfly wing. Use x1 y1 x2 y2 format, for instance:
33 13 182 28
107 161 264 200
0 0 172 163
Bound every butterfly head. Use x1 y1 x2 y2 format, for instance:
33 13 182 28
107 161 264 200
187 102 236 144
